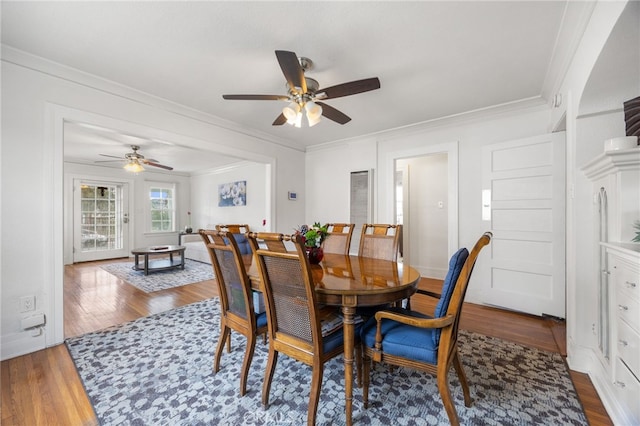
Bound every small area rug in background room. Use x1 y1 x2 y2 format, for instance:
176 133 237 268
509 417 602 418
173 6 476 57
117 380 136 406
66 298 588 425
100 259 213 292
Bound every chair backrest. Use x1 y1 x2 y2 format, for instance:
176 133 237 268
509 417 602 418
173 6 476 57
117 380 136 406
215 224 250 234
321 223 355 255
247 232 322 353
200 229 256 323
215 224 251 254
358 224 402 261
437 232 492 347
431 247 469 345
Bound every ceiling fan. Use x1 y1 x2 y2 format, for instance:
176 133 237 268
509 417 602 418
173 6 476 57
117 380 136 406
222 50 381 127
96 145 173 172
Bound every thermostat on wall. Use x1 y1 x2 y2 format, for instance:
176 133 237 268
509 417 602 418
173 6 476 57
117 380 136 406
288 191 297 200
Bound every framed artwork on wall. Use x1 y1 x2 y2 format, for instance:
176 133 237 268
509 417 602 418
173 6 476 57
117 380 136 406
218 181 246 207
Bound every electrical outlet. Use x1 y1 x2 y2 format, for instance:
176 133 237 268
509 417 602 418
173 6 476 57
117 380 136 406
20 296 35 313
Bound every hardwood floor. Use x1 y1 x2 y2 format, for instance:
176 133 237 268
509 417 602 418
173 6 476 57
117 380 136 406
1 262 612 425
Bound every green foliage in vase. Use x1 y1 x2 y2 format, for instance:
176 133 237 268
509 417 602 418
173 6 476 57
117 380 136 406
295 222 329 248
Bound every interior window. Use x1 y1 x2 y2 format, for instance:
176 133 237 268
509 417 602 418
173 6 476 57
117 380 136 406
146 182 176 232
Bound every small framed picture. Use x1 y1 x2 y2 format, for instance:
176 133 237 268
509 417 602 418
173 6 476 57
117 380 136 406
288 191 297 200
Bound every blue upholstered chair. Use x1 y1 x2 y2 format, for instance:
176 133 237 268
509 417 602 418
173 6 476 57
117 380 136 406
215 224 252 254
360 232 492 426
199 229 268 396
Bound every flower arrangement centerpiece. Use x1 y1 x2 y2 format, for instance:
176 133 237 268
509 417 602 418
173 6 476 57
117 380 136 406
295 222 328 264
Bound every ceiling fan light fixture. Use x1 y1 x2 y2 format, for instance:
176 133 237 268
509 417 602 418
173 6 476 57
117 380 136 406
305 101 322 120
282 101 300 121
124 160 144 173
290 111 303 128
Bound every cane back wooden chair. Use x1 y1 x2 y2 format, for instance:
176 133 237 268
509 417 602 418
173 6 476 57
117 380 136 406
321 223 355 255
247 232 360 426
215 224 252 254
358 224 403 261
200 229 268 396
360 232 492 425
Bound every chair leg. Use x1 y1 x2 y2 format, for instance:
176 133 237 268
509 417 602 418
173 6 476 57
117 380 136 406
355 343 363 388
262 348 278 408
307 362 323 426
452 351 472 407
239 333 257 396
362 354 371 409
226 331 232 353
214 325 231 373
437 364 460 426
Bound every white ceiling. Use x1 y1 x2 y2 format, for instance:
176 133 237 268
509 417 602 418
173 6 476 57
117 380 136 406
1 1 586 173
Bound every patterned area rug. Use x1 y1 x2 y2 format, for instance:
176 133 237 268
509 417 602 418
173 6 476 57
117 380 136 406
100 259 213 292
66 299 588 425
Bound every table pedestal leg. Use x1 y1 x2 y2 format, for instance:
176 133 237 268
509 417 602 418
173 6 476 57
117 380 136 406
342 305 356 426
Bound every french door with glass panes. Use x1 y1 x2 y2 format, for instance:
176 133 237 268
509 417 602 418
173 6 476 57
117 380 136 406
73 180 130 262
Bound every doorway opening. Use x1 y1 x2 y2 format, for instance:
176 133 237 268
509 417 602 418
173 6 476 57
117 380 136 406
396 153 449 278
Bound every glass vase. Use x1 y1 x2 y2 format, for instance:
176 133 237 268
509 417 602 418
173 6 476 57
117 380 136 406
306 247 324 264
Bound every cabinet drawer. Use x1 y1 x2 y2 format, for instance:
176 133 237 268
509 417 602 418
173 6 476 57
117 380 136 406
613 358 640 424
617 318 640 378
616 286 640 333
612 258 639 302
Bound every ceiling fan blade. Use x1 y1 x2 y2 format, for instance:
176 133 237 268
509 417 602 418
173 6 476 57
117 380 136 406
95 160 124 163
317 77 381 100
99 153 124 159
272 113 287 126
316 102 351 124
142 160 173 171
275 50 306 94
223 94 289 101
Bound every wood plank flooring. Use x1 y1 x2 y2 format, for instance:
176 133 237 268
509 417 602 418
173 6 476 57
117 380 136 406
1 261 612 425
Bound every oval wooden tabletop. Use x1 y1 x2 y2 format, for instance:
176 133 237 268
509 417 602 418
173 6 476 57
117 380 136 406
246 253 421 307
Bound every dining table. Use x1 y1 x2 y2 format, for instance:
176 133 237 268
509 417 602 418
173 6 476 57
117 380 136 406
246 252 421 426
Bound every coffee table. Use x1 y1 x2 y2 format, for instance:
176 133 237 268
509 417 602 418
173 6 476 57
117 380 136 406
131 245 186 275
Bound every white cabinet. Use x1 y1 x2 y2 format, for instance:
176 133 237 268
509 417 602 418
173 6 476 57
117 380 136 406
582 148 640 425
605 244 640 424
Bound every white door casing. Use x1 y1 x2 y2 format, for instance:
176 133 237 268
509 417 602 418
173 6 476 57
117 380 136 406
482 132 566 318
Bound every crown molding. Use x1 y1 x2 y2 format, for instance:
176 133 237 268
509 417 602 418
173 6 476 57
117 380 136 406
1 45 303 152
307 96 549 153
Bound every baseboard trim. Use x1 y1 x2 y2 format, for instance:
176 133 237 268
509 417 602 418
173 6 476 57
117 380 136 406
1 330 46 361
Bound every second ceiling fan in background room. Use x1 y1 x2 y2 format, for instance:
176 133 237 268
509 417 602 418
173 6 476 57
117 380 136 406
96 145 173 173
223 50 381 127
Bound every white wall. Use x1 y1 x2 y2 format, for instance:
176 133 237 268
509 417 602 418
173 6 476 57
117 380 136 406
305 136 378 228
1 52 304 360
306 106 552 304
190 161 269 232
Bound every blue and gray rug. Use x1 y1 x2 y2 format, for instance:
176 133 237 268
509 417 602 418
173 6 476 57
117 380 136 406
66 299 587 425
100 260 214 293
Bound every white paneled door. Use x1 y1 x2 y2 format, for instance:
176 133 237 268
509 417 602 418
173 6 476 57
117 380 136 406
481 133 566 318
73 180 130 262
